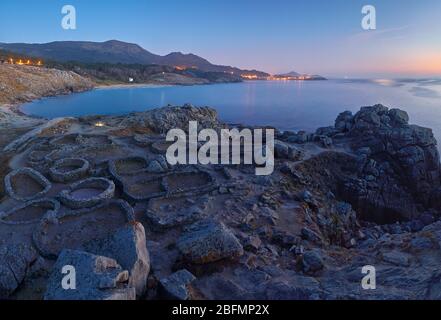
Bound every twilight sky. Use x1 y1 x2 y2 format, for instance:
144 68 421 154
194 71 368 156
0 0 440 77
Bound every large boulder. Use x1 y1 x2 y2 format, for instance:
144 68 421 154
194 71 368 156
177 219 244 264
44 249 135 300
84 222 150 297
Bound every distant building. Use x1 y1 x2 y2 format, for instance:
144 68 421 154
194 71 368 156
129 77 134 83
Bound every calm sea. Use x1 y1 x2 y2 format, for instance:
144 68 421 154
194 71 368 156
21 79 441 143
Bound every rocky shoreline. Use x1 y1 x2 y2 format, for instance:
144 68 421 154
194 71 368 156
0 64 94 106
0 64 95 136
0 102 440 300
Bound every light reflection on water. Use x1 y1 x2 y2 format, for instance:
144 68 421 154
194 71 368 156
21 79 441 145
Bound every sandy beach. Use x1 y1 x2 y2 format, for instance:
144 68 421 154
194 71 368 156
95 83 173 90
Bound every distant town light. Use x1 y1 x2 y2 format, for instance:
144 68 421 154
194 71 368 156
241 74 258 80
267 74 312 81
94 122 105 127
6 57 43 66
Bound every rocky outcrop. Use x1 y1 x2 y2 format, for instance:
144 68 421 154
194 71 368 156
318 104 441 224
109 104 221 134
2 103 441 301
0 64 94 105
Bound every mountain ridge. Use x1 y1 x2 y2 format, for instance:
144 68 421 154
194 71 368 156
0 40 269 77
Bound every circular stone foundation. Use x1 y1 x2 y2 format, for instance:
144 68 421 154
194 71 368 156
4 168 52 201
109 156 148 178
28 143 54 164
49 134 81 147
49 158 90 183
77 134 115 150
28 150 50 164
0 198 60 225
58 177 115 209
123 175 166 202
32 199 135 258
